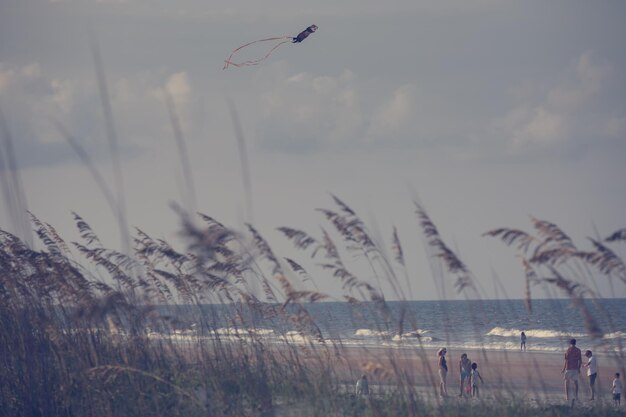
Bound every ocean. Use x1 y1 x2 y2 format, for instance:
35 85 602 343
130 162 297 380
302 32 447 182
152 299 626 353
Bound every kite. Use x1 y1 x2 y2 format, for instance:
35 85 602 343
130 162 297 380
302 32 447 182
223 25 318 69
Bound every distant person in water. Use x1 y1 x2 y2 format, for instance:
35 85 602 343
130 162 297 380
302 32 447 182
520 332 527 351
355 374 369 396
437 347 448 396
583 350 597 401
470 362 484 398
459 353 472 397
562 338 582 403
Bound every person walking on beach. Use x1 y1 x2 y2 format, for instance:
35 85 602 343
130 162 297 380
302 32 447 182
562 338 582 403
355 374 369 396
583 350 597 401
470 362 484 398
459 353 472 397
437 348 448 396
613 373 622 406
520 332 527 351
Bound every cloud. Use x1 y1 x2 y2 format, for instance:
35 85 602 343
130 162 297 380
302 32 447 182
490 51 623 155
603 116 626 137
254 65 443 153
254 50 625 158
367 84 418 142
0 62 202 169
164 72 191 106
162 72 193 131
255 69 366 151
6 48 620 170
102 70 202 150
255 67 475 154
43 0 508 19
547 51 607 110
0 62 80 146
519 107 564 144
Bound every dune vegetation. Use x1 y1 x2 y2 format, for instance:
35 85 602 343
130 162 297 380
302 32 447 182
1 193 625 416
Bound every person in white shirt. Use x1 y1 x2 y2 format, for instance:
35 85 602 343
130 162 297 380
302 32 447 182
583 350 598 401
470 362 484 398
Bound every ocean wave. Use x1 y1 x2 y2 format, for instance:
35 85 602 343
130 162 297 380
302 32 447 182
355 329 390 337
143 330 565 352
403 330 430 337
279 331 320 345
141 330 624 353
214 327 275 336
355 329 430 338
604 331 626 340
486 327 585 339
147 331 198 342
371 338 563 352
439 341 563 353
391 334 433 342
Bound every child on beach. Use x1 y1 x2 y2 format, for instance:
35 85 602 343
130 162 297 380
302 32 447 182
613 373 622 406
470 362 484 398
437 348 448 397
459 353 472 397
520 332 527 351
583 350 597 401
355 374 369 396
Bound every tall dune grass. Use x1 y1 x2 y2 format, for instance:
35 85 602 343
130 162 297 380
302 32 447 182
0 197 625 416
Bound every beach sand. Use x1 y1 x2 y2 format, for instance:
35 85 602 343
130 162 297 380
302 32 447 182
187 340 624 414
308 345 618 405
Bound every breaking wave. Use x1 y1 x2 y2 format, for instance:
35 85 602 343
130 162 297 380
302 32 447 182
486 327 586 339
604 331 626 340
355 328 431 339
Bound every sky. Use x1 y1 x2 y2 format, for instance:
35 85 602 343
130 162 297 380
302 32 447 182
1 0 625 300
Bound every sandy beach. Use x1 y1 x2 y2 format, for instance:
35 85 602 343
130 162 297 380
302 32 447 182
311 345 623 405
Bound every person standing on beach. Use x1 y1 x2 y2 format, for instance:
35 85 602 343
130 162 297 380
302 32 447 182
613 373 622 406
562 338 582 403
470 362 484 398
459 353 472 397
437 348 448 396
520 332 527 351
355 374 369 396
583 350 597 401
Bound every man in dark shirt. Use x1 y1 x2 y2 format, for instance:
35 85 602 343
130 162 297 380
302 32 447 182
562 338 582 402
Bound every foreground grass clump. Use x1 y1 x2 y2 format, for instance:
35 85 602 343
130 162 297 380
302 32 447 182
273 394 626 417
426 402 624 417
1 199 625 416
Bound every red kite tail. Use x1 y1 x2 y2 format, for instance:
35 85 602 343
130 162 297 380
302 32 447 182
223 36 292 69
